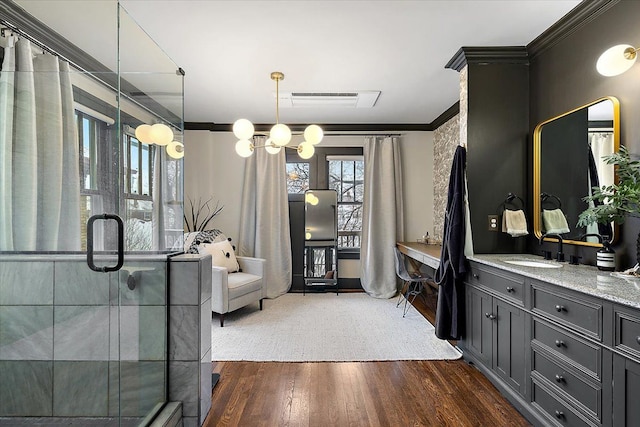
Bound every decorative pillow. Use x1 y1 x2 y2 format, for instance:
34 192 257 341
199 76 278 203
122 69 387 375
182 230 227 254
199 240 239 272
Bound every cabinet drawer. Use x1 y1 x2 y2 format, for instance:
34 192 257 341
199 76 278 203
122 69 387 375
532 381 596 427
468 264 524 305
615 306 640 360
532 349 601 421
532 283 602 341
533 320 602 381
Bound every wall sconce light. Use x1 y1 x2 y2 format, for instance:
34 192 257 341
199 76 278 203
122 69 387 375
135 123 184 159
233 71 323 159
596 44 639 76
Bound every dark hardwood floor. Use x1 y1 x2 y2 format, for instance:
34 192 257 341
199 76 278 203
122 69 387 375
204 288 531 427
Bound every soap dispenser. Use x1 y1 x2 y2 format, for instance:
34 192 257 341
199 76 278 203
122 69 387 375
580 233 616 271
597 240 616 272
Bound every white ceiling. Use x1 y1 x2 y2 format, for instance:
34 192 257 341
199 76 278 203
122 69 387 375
13 0 582 126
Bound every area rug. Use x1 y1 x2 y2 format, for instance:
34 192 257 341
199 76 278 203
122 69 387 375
211 293 462 362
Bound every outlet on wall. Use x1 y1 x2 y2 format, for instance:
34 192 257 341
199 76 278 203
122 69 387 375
488 215 499 231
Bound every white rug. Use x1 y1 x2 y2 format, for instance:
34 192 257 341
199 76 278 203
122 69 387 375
211 293 462 362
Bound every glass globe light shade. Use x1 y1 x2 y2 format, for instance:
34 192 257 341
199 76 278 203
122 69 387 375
305 192 315 204
264 138 282 154
596 44 637 76
235 139 254 158
166 141 185 159
270 123 292 146
135 124 154 144
297 141 315 159
304 124 324 145
150 123 174 146
233 119 255 140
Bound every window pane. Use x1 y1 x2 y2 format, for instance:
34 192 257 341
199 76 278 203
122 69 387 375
286 162 309 194
141 142 150 196
125 199 153 250
130 138 139 194
342 161 355 182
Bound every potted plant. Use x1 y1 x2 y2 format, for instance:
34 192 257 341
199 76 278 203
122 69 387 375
577 145 640 271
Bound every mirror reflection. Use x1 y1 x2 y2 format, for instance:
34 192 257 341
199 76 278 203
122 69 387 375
534 96 620 247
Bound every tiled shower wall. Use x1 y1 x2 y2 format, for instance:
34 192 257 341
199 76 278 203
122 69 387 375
0 255 167 422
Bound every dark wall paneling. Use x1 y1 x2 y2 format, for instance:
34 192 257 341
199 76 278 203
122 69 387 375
528 0 640 264
466 61 529 254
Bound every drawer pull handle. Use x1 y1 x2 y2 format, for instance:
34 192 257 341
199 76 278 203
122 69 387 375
636 336 640 345
555 304 565 312
506 286 514 293
554 410 565 420
473 273 480 279
555 339 565 348
555 374 565 383
484 313 496 320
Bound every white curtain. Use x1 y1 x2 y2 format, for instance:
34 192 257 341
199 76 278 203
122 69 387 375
0 37 80 251
238 136 292 298
360 136 404 298
586 132 615 238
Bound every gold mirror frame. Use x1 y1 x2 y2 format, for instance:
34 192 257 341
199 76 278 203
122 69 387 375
533 96 620 247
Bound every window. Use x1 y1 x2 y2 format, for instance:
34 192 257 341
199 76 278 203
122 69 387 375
123 132 155 250
77 111 108 250
286 162 310 194
328 156 364 249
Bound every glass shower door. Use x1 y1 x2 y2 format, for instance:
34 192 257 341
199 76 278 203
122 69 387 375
0 1 184 425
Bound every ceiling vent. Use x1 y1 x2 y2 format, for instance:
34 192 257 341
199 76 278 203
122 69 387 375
277 91 380 108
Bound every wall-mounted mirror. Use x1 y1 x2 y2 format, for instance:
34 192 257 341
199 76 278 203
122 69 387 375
533 96 620 247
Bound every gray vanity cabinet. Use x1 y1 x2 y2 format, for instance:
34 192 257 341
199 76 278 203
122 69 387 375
463 264 527 397
612 305 640 427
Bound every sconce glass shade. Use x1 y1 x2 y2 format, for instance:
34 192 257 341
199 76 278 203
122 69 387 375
235 139 254 157
166 141 184 159
150 123 174 146
597 44 638 76
264 138 282 154
135 124 154 144
270 123 292 146
233 119 255 140
304 124 324 145
298 141 315 159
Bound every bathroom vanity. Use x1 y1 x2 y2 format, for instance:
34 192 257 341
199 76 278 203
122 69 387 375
461 255 640 427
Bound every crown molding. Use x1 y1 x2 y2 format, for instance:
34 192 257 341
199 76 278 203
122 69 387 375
184 122 434 132
445 46 529 72
430 101 460 130
527 0 619 59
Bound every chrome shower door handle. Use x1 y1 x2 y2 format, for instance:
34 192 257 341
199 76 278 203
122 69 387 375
86 214 124 273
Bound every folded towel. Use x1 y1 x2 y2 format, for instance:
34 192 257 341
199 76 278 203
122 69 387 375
542 209 570 234
502 209 529 237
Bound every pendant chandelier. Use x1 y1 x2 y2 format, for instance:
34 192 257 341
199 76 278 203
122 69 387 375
233 71 323 159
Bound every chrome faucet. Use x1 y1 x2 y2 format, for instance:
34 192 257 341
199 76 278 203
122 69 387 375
540 233 564 262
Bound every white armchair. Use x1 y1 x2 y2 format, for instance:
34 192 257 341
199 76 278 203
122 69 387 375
211 256 266 327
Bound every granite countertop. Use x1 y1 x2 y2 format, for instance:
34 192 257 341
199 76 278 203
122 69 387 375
468 254 640 310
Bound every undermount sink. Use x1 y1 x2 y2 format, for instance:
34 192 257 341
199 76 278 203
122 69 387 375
503 259 563 268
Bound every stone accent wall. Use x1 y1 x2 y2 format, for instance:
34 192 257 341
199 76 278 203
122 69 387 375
433 115 460 241
432 65 467 241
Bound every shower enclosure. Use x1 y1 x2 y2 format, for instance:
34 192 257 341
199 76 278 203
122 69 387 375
0 1 184 425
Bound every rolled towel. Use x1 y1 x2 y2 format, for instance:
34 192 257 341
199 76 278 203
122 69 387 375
542 209 570 234
502 209 529 237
